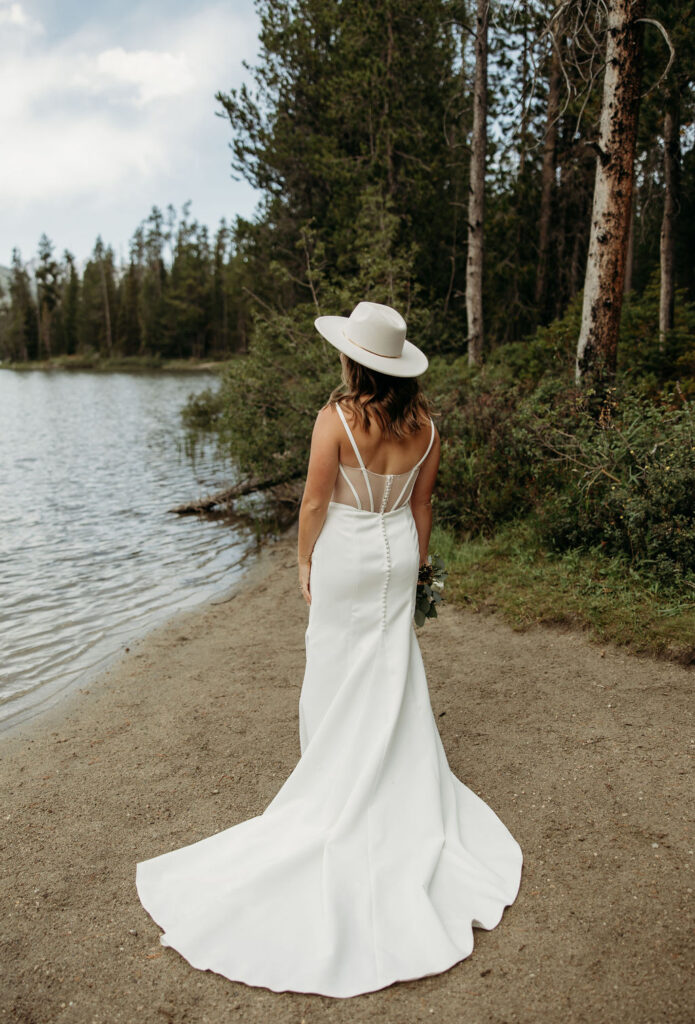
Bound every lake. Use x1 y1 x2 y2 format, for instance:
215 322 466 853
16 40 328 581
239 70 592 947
0 369 256 733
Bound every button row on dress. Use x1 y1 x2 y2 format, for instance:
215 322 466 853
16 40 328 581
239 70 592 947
379 476 394 630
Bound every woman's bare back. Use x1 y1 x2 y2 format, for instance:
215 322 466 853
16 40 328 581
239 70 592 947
334 401 433 477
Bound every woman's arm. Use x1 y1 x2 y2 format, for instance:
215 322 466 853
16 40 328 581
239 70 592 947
409 425 441 566
297 405 340 604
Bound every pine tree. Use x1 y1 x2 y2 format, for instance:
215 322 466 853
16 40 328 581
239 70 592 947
35 234 60 359
1 249 39 361
58 251 80 355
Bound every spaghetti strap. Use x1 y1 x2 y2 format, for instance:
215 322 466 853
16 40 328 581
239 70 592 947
335 403 374 512
415 417 436 469
391 417 436 511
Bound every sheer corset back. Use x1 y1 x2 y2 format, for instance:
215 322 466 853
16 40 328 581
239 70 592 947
332 464 422 514
331 403 435 514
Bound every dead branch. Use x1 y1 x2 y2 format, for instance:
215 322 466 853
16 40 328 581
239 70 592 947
168 471 304 515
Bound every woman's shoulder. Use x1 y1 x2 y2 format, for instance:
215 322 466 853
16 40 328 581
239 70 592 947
317 398 345 422
321 396 356 424
314 401 346 439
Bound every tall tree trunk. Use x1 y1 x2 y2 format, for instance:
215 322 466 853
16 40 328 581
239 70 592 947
466 0 488 367
623 190 635 295
569 225 582 301
99 259 113 356
659 95 680 350
517 14 529 177
443 176 459 317
222 284 229 355
575 0 646 386
38 298 50 359
384 5 395 199
535 20 562 311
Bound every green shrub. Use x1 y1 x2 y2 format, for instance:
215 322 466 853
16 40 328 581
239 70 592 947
427 363 695 585
181 385 227 431
182 297 339 482
528 385 695 584
618 274 695 392
182 284 695 592
430 370 534 533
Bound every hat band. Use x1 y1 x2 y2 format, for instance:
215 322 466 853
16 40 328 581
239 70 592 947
341 328 400 359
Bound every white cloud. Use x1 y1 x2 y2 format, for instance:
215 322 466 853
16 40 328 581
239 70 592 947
3 114 166 207
94 46 195 106
0 3 258 205
0 1 43 33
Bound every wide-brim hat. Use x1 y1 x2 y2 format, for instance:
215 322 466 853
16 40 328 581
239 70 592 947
314 301 428 378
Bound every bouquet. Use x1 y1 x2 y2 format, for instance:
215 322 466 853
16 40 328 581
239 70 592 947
414 555 448 627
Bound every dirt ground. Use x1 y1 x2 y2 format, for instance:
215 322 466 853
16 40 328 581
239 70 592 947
2 526 693 1024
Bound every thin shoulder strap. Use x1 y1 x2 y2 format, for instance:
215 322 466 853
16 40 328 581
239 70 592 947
335 403 375 512
392 417 436 511
414 417 436 469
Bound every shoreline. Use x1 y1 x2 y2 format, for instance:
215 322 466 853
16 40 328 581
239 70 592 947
0 527 289 746
0 357 230 374
0 536 268 742
2 523 693 1023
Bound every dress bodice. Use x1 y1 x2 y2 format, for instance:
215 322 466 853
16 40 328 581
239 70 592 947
330 403 436 514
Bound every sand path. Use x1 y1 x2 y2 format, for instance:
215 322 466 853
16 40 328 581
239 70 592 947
2 528 693 1023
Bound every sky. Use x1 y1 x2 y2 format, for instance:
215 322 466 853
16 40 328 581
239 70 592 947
0 0 264 270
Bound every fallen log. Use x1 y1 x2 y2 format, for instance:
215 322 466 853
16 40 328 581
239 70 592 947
168 472 303 515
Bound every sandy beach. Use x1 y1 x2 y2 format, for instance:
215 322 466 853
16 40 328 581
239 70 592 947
2 524 693 1024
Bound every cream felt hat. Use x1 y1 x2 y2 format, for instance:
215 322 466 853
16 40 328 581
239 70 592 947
314 301 428 378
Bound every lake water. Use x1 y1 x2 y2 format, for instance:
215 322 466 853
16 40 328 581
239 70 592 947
0 369 256 733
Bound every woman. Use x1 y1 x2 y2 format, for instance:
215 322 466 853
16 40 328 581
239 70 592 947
135 301 523 999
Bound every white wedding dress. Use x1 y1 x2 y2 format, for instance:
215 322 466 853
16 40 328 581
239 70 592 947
135 404 523 998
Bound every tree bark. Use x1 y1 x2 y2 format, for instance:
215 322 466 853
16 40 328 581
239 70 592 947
575 0 646 386
659 95 680 350
466 0 488 367
535 20 562 311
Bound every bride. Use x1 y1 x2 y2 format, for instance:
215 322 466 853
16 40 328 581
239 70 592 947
135 301 523 999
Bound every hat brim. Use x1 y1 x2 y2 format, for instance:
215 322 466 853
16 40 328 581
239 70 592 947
314 316 428 378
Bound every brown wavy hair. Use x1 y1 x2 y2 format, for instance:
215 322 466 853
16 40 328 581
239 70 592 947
326 353 430 440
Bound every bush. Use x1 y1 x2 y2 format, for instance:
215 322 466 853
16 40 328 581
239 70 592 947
181 386 227 431
527 384 695 585
618 274 695 392
428 365 695 586
428 367 535 534
182 283 695 591
181 296 341 483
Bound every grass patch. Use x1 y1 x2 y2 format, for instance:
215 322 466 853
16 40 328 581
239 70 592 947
430 520 695 663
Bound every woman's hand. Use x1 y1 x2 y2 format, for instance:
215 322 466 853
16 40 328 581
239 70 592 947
298 558 312 605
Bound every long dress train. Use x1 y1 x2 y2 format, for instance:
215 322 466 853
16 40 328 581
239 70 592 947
135 406 523 998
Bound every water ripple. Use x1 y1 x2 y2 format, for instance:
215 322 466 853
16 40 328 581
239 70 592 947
0 369 257 732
